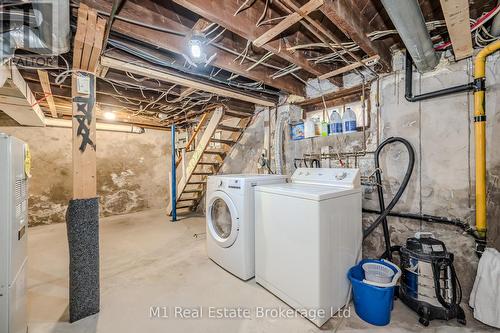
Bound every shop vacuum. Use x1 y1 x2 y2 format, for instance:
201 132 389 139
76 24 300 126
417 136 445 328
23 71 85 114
395 233 465 326
363 137 466 326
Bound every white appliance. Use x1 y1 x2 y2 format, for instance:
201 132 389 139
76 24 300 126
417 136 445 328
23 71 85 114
0 134 29 333
206 174 287 280
255 168 362 327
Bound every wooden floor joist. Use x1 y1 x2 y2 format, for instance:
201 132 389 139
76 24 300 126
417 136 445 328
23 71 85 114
253 0 324 48
319 55 380 80
37 70 58 118
100 56 276 107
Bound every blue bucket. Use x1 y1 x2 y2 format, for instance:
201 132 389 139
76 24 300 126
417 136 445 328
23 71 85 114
348 259 399 326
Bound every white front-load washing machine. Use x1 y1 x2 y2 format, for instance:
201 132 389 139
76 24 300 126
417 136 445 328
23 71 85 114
206 174 287 280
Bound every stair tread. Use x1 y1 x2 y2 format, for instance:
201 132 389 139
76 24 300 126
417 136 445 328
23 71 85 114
217 125 243 132
210 138 236 146
198 161 220 165
177 198 197 202
224 111 252 119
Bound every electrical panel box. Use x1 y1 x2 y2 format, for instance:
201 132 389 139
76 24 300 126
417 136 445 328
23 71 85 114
175 131 189 150
0 134 28 333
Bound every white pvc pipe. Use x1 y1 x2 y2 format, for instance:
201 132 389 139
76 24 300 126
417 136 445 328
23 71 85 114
44 118 145 134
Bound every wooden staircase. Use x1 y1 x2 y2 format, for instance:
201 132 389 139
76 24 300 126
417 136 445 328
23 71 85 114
168 106 252 214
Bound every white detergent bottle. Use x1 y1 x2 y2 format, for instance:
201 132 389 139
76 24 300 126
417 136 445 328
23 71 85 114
342 107 357 134
329 110 343 135
304 118 316 138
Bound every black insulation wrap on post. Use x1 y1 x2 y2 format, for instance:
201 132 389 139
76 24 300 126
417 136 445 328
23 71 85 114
66 198 100 322
363 137 415 260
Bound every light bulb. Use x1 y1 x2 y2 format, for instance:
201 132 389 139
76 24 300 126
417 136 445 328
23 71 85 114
190 43 202 59
104 112 116 120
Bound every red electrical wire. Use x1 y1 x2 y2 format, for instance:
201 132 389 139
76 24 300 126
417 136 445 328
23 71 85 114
434 4 500 51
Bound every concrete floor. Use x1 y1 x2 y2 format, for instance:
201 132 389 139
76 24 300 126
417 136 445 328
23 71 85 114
27 209 496 333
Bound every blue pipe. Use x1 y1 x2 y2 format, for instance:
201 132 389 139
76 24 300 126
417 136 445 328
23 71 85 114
171 124 177 222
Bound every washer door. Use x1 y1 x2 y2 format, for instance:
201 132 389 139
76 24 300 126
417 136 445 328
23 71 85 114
207 191 239 248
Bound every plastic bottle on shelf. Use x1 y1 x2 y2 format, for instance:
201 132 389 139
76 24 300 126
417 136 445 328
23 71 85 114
329 110 343 135
342 107 357 134
321 114 329 137
313 118 321 136
304 118 316 138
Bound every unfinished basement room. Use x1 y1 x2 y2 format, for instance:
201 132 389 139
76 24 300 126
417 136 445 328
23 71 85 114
1 0 500 332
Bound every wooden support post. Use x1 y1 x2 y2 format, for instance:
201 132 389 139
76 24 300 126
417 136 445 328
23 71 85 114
72 72 97 199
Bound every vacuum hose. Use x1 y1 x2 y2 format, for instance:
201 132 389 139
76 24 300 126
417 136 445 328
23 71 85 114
363 137 415 260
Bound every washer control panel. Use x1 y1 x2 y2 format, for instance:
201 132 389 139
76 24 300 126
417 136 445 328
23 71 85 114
292 168 360 188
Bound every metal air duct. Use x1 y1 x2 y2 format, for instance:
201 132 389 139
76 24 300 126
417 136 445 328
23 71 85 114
380 0 439 72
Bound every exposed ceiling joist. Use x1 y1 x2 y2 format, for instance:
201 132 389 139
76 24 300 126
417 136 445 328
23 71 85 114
100 56 276 107
81 0 304 96
319 55 380 80
37 70 58 118
253 0 324 48
320 0 392 71
171 0 333 78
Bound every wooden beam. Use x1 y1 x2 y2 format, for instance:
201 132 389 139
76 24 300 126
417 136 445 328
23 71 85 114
439 0 473 60
72 4 88 69
253 0 324 48
100 56 276 107
0 64 45 126
81 9 97 71
88 17 107 72
319 55 380 80
37 69 58 117
171 0 332 78
320 0 392 71
81 0 304 96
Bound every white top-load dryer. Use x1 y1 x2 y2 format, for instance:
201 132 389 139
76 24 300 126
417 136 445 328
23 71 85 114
206 174 287 280
254 168 362 327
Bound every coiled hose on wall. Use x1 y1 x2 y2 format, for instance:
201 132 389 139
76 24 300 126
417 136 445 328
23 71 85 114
363 137 415 260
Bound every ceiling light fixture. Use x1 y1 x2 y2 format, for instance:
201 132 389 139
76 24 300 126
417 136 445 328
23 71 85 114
104 111 116 120
189 35 205 63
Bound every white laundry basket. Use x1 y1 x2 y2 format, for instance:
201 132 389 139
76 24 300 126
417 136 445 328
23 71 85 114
362 262 395 284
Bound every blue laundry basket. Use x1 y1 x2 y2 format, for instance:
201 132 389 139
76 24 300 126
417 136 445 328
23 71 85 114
348 259 400 326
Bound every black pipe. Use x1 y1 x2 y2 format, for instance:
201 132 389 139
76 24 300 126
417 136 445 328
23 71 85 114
362 208 484 241
363 137 415 260
405 51 475 102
